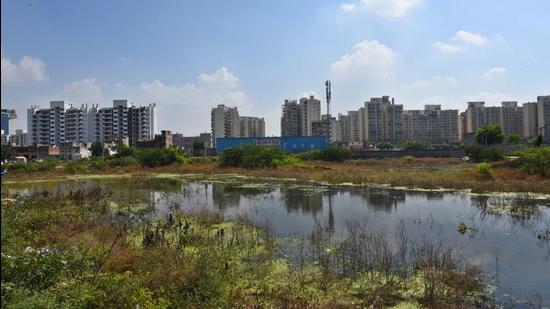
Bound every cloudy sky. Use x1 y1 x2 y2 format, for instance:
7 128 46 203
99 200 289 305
2 0 549 135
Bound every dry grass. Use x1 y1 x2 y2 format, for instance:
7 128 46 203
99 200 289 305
5 158 549 193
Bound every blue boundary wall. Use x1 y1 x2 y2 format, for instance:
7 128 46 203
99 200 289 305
216 136 327 153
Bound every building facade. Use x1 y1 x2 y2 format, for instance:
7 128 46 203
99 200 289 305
538 95 550 142
239 116 265 137
1 109 18 136
363 96 403 144
27 100 157 146
281 96 321 137
211 104 240 146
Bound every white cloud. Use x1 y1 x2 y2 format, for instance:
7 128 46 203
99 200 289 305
402 76 457 90
1 50 47 83
434 30 491 53
433 42 463 53
455 30 489 46
137 67 250 133
340 3 357 12
341 0 422 18
61 78 105 104
300 90 320 98
330 40 396 78
483 67 506 78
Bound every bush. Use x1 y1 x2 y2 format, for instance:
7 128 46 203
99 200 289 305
465 145 504 162
89 158 108 170
475 163 492 178
298 147 352 162
401 155 416 165
219 144 285 169
135 148 185 168
474 124 504 145
404 140 431 151
515 147 550 177
107 157 139 168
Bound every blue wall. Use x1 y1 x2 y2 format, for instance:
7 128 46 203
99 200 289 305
1 115 9 135
216 136 327 153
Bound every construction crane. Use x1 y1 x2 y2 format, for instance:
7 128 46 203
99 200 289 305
325 80 331 146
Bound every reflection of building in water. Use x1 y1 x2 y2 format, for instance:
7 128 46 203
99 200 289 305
358 188 406 212
405 191 444 201
211 183 241 209
283 190 323 214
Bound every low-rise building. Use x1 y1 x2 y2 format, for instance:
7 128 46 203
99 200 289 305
59 142 92 161
135 130 172 149
12 145 59 161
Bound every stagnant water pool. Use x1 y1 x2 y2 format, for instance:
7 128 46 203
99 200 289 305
3 174 550 305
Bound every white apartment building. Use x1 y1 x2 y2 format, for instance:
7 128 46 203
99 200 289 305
538 95 550 142
522 102 539 139
239 116 265 137
27 100 157 146
211 104 240 146
299 96 321 136
363 96 404 144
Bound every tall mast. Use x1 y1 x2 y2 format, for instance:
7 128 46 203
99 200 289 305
325 80 331 146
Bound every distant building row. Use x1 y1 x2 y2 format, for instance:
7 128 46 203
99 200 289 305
24 100 157 146
210 104 265 146
461 96 550 143
279 94 550 146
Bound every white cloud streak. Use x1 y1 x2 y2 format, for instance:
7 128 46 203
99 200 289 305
331 40 396 78
1 50 47 83
341 0 422 18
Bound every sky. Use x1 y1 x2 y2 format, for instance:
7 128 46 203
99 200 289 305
2 0 549 136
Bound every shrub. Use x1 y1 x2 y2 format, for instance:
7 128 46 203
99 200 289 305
107 157 139 168
219 144 285 169
465 145 504 162
474 124 504 145
298 147 351 162
135 148 185 168
219 147 244 168
475 163 492 178
515 147 550 177
89 158 108 170
404 140 430 151
401 155 416 165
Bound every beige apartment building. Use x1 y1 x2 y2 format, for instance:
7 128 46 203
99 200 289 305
239 116 265 137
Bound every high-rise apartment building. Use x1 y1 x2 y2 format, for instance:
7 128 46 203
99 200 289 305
1 109 18 136
239 116 265 137
281 96 321 137
500 101 523 136
363 96 403 144
538 95 550 142
522 102 539 139
27 100 157 146
281 100 301 137
464 102 486 134
312 114 337 143
211 104 240 147
403 105 459 144
299 96 321 136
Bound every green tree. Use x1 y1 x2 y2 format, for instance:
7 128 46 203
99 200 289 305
90 142 105 157
532 134 543 148
1 144 13 161
113 143 135 158
505 134 522 145
474 124 504 145
404 140 431 151
516 147 550 177
376 143 393 150
193 139 205 151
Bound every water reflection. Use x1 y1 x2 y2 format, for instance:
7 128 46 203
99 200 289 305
3 176 550 305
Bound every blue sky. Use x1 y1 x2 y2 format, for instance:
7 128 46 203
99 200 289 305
2 0 549 135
